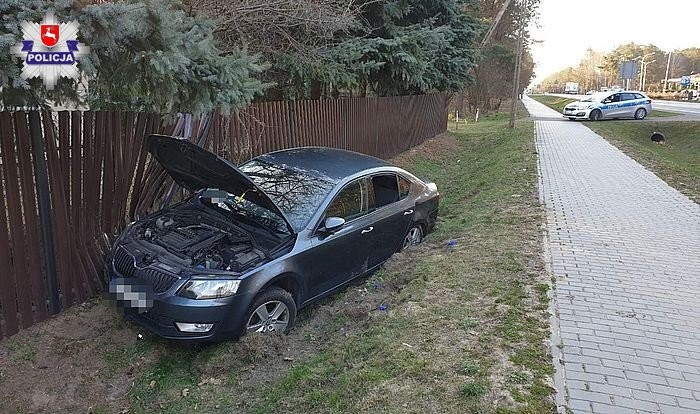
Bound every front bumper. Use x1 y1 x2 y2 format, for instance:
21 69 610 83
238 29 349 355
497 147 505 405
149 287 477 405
562 107 591 119
108 272 254 342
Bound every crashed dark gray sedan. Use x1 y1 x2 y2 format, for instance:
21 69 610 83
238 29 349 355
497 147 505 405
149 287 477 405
107 135 439 341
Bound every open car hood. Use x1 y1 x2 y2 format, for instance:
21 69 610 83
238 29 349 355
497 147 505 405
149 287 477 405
147 134 294 234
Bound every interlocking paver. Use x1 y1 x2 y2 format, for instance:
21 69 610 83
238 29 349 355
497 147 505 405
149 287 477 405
523 96 700 414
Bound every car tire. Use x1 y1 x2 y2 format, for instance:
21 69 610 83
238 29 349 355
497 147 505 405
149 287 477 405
634 108 647 120
402 225 423 250
242 287 296 335
589 109 602 121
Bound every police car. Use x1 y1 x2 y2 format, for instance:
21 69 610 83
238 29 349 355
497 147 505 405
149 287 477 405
563 91 652 121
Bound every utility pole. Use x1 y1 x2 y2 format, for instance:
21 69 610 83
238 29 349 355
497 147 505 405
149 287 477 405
663 51 672 93
481 0 514 48
508 17 524 129
454 0 514 124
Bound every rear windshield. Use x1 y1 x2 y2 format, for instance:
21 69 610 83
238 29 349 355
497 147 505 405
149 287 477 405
240 159 336 232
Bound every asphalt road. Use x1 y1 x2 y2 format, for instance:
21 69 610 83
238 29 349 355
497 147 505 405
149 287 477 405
546 94 700 121
651 99 700 118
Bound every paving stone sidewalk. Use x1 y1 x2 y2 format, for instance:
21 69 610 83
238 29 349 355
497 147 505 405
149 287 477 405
523 96 700 414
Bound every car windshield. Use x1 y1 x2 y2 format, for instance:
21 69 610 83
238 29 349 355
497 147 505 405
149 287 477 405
199 188 291 235
239 159 336 232
581 92 607 102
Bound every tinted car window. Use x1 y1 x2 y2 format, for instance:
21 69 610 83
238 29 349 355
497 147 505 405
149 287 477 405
634 93 645 99
622 93 637 101
398 175 411 199
610 94 621 102
240 159 335 232
326 181 364 221
371 174 400 208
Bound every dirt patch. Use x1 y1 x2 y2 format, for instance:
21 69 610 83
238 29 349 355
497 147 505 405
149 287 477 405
391 133 460 168
0 300 162 413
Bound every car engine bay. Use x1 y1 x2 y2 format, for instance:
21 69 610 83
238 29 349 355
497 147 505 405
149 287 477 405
133 210 268 273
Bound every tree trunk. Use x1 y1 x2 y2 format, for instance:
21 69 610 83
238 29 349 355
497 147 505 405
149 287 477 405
310 80 322 100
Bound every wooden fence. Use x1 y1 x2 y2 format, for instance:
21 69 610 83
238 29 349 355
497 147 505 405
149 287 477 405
0 94 447 339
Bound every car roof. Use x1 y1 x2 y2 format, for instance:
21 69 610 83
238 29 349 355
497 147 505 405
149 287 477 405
251 147 392 182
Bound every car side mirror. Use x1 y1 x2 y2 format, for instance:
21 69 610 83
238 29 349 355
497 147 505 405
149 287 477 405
322 217 345 233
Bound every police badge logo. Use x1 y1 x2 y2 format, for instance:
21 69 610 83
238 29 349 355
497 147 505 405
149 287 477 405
10 10 90 90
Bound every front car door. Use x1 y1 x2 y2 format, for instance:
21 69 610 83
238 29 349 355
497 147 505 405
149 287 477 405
600 93 622 118
302 178 375 300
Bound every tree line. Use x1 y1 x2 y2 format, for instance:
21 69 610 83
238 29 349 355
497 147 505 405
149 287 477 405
537 44 700 94
1 0 538 114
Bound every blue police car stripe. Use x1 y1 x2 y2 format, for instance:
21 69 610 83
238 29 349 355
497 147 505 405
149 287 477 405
599 100 646 110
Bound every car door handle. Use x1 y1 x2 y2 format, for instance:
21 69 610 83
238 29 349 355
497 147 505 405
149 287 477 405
403 209 414 215
361 227 374 234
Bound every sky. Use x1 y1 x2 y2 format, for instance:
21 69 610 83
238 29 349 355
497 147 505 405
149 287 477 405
529 0 699 84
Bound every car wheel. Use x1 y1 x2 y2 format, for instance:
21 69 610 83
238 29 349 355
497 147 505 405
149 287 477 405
589 109 602 121
243 287 296 335
634 108 647 120
402 225 423 250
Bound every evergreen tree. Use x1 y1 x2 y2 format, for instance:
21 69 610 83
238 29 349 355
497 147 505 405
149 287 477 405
239 0 483 98
1 0 267 113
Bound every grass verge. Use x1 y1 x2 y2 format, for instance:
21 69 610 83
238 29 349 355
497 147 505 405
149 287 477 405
648 109 682 118
0 114 555 414
586 121 700 202
529 95 575 113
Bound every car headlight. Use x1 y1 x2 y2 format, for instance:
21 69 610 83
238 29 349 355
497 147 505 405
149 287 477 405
178 279 241 299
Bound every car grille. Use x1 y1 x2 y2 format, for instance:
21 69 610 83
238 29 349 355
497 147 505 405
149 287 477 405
139 310 176 329
113 248 178 293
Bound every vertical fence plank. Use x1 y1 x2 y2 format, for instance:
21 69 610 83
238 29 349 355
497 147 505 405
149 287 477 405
0 112 21 336
41 112 74 307
2 113 37 327
15 113 49 321
82 111 104 284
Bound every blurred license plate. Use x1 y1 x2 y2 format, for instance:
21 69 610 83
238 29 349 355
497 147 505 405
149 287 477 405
109 277 154 313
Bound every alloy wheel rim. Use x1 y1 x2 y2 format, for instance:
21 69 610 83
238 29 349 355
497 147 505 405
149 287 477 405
403 227 421 249
247 300 289 333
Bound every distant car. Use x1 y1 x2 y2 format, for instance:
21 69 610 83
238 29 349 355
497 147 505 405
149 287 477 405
107 136 440 341
586 90 596 95
562 91 652 121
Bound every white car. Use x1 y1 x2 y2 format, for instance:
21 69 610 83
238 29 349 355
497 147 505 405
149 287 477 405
563 91 652 121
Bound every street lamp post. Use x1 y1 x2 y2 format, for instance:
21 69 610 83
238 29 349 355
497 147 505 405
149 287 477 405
633 52 655 91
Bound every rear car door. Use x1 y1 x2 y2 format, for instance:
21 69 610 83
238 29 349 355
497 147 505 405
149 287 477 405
621 93 640 117
365 173 415 268
304 178 375 299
